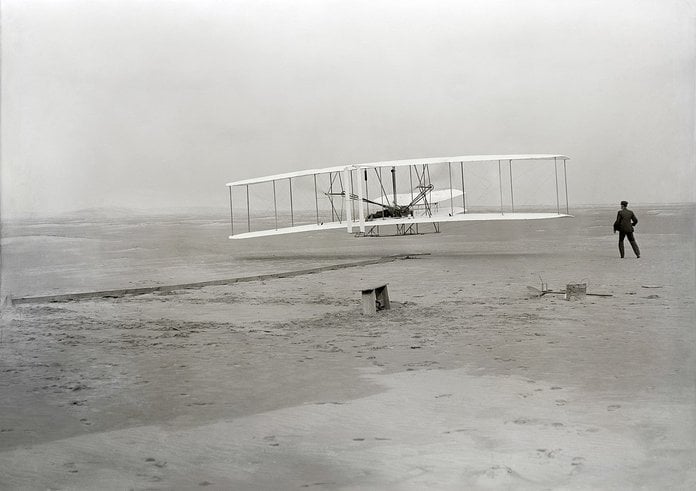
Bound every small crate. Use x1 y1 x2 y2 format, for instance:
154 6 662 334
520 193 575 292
361 284 390 315
565 283 587 301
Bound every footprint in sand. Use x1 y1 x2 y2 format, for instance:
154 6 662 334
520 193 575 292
536 448 561 458
144 457 167 468
475 465 521 486
263 435 280 446
570 456 586 474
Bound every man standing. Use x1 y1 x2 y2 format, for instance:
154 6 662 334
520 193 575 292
613 200 640 258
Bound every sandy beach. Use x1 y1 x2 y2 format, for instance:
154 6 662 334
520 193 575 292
1 205 694 490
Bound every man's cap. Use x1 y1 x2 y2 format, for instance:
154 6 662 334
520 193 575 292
620 200 628 206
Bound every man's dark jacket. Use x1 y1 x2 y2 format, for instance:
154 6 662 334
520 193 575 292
614 208 638 233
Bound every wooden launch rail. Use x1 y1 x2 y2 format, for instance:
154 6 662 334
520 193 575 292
6 254 427 305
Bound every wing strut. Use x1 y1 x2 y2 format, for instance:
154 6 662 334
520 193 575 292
554 157 560 214
409 165 415 205
509 159 515 213
344 168 352 233
448 162 454 216
327 172 342 223
289 178 294 227
498 160 504 215
313 174 319 225
460 161 467 213
357 167 365 233
229 186 234 236
364 169 370 218
246 184 251 232
374 168 390 206
273 180 278 229
563 159 569 214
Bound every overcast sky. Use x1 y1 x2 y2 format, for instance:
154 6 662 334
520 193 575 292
2 0 695 218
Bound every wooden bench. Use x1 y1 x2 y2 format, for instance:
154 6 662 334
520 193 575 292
360 284 390 315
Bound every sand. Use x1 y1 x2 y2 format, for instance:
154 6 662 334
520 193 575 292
1 205 695 490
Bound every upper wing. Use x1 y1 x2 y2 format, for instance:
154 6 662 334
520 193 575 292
356 154 570 170
227 154 571 187
226 165 348 187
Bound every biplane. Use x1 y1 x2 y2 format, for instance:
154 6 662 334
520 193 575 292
226 154 571 239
